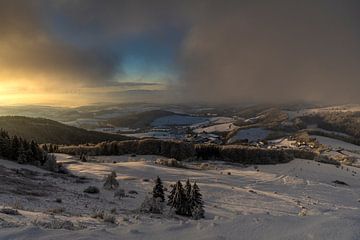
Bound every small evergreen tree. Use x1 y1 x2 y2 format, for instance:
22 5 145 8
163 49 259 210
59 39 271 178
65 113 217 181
184 179 192 216
103 171 119 190
49 144 54 153
17 146 27 164
167 183 176 206
30 141 38 161
139 195 163 214
0 130 11 158
169 181 187 216
81 154 87 162
11 136 20 160
152 176 165 202
42 144 48 152
44 153 58 172
189 182 205 219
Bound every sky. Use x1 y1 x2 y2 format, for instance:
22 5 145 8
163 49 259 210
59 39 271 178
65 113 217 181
0 0 360 106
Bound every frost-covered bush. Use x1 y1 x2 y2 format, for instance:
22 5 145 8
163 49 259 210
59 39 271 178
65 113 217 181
84 186 100 194
91 209 105 219
114 189 126 199
103 214 116 224
139 196 163 214
155 158 184 168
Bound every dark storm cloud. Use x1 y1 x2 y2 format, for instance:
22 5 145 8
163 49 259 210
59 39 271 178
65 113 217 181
0 0 118 86
1 0 360 103
179 0 360 104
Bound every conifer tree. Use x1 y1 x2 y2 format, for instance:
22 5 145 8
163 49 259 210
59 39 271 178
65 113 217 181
49 144 54 153
42 144 48 152
152 176 165 202
0 130 10 158
103 171 119 190
184 179 192 216
11 136 20 160
169 181 187 216
17 145 27 164
30 140 39 161
189 182 205 219
167 183 176 206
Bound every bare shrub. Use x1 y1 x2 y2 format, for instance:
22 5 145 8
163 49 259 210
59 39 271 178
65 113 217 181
114 189 126 199
91 209 104 219
12 200 24 210
103 214 116 224
103 171 119 190
47 207 65 214
155 158 184 168
91 209 116 224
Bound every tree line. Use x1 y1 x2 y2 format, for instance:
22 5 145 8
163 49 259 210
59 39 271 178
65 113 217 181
0 129 49 166
56 139 317 164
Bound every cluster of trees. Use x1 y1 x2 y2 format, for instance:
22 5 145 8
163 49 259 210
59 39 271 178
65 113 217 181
0 129 45 165
298 112 360 139
57 139 317 164
42 144 59 153
57 139 195 161
151 177 205 219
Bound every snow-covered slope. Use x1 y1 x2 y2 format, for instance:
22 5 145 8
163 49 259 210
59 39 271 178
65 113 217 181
1 155 360 239
311 135 360 151
151 115 209 127
228 128 271 143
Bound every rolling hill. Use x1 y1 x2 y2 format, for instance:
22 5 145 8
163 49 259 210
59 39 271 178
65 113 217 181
0 116 133 144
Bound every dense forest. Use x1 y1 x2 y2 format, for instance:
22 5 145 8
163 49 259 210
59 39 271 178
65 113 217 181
298 112 360 140
56 139 317 164
0 129 45 165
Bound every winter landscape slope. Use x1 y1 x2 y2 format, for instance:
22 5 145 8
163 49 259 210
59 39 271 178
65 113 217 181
1 154 360 239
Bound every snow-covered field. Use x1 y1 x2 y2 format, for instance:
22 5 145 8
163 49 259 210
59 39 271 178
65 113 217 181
151 115 209 127
311 135 360 152
1 154 360 239
193 123 237 134
228 128 271 143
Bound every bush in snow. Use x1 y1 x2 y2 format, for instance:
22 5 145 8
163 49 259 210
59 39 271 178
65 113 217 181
103 214 116 224
155 158 184 168
91 209 104 219
103 171 119 190
84 186 100 194
139 195 163 214
114 189 126 199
